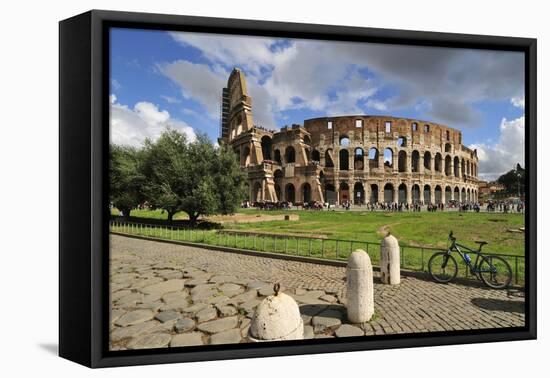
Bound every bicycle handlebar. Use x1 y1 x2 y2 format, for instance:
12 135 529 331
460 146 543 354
449 231 456 242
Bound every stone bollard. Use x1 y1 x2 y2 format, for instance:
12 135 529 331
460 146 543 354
380 233 401 285
248 284 304 342
346 249 374 323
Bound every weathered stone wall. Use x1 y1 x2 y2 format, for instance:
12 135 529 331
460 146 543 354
224 70 479 205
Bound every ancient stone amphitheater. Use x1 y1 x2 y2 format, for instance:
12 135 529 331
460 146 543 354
221 68 479 205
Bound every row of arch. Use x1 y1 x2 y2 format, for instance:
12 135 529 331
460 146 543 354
325 181 478 205
323 147 477 177
240 134 478 178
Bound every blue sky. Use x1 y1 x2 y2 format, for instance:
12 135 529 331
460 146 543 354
109 28 525 180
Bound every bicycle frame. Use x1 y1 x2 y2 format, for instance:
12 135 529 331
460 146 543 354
447 239 483 275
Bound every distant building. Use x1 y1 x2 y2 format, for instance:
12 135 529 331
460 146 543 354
478 181 506 197
221 68 479 205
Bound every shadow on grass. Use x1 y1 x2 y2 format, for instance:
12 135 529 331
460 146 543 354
470 298 525 313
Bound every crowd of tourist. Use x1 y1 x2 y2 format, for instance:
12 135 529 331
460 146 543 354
244 198 525 213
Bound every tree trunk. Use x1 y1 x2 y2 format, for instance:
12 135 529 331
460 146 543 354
167 211 175 223
189 213 200 225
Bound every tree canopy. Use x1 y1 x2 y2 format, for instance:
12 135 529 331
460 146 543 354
109 145 145 218
114 128 246 223
497 163 525 196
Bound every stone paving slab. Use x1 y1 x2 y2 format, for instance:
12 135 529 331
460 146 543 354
109 235 525 351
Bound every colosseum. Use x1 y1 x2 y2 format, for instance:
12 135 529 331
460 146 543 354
220 68 479 206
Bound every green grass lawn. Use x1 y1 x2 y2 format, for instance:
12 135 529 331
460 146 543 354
111 208 525 283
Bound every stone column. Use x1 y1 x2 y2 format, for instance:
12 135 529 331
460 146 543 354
457 160 462 179
393 185 398 204
346 250 374 323
380 234 401 285
364 182 370 204
430 187 435 205
392 152 398 173
441 189 446 204
349 150 354 171
430 155 435 174
406 185 412 205
378 185 384 204
419 154 425 174
363 155 368 173
378 151 384 171
450 159 454 179
335 148 340 172
261 180 266 201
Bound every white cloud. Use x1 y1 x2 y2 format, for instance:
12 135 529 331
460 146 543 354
110 97 196 147
470 115 525 180
511 96 525 109
163 33 523 131
161 95 181 104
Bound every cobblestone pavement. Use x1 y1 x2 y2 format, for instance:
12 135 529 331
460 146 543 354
110 235 525 350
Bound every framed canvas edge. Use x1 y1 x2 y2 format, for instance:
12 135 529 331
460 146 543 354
58 9 537 369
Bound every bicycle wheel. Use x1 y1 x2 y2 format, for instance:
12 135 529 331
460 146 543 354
428 252 458 283
478 255 512 289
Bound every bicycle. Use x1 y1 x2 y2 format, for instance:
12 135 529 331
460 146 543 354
428 231 512 289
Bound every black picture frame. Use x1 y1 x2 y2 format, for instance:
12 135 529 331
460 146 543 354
59 9 537 368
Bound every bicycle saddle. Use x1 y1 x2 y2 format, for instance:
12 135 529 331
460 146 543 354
475 241 488 246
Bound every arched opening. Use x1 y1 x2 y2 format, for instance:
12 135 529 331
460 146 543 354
261 136 272 160
445 143 452 153
325 183 336 204
285 184 295 203
274 149 282 164
461 158 466 177
311 149 320 162
424 185 431 204
340 135 350 147
354 148 364 170
398 183 407 203
454 186 460 202
274 184 281 201
424 151 432 171
274 169 283 201
368 148 379 169
461 188 466 202
302 183 311 203
325 149 334 168
353 182 364 205
412 184 420 203
384 183 394 203
398 150 407 172
303 135 312 145
467 161 471 176
339 181 350 203
339 149 349 170
384 148 393 169
397 136 407 147
445 155 452 176
370 184 379 203
285 146 296 164
434 153 442 173
242 146 251 166
252 182 262 202
445 186 452 204
412 150 420 172
467 188 471 201
435 185 442 204
454 156 460 177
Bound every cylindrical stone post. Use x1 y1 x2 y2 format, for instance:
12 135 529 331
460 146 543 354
380 233 401 285
346 249 374 323
248 285 304 342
